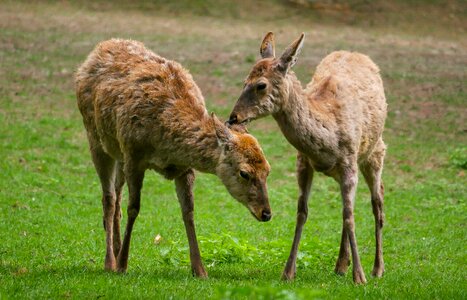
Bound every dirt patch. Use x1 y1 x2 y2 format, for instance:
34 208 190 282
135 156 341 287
1 1 465 137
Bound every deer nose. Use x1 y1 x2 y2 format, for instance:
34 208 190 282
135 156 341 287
261 209 272 222
227 114 237 125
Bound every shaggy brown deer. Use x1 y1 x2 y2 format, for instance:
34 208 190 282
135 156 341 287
228 32 387 284
75 39 272 277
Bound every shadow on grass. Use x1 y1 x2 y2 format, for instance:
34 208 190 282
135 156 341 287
5 261 335 282
2 261 362 299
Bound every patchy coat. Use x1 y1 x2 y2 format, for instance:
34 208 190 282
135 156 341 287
229 32 387 284
75 39 271 276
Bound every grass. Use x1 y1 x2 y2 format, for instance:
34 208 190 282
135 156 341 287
0 0 466 299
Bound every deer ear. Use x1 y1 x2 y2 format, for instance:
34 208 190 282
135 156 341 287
212 112 233 146
277 33 305 74
260 32 275 59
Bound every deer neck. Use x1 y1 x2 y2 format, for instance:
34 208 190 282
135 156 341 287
184 116 222 174
272 74 333 156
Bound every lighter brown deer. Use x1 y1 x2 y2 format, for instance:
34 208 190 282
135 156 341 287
75 39 271 277
228 32 387 284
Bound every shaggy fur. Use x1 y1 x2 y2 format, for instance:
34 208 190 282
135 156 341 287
75 39 271 277
229 32 387 284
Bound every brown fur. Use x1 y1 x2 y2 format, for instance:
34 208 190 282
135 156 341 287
229 32 387 284
75 39 271 277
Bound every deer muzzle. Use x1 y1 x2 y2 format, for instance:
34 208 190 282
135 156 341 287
250 182 271 222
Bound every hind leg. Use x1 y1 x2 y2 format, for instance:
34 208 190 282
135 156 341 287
113 162 125 258
339 165 367 284
90 146 118 271
360 141 386 277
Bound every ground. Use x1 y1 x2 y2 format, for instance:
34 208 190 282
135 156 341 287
0 0 466 299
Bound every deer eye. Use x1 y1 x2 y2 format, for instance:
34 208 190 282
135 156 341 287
239 171 250 180
256 83 267 91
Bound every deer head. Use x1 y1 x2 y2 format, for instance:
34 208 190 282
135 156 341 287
228 32 305 125
212 114 272 222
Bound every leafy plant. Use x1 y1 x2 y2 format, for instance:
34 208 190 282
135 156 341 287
450 147 467 169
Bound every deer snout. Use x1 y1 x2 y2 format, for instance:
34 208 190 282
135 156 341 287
251 206 272 222
228 112 250 125
261 208 272 222
227 113 238 125
256 181 271 222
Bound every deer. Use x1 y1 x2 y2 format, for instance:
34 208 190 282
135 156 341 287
228 32 387 284
75 39 272 277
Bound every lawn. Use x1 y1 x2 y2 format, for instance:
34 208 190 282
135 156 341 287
0 0 466 299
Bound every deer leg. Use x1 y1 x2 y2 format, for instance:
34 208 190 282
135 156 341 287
371 181 384 278
334 161 351 275
175 169 207 278
340 167 366 284
113 161 125 258
334 221 351 275
360 147 385 278
90 147 117 271
282 152 313 281
116 159 145 273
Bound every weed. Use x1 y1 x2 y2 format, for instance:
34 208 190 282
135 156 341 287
450 147 467 169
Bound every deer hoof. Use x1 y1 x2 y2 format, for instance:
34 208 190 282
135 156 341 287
192 267 208 278
116 264 127 273
104 263 116 272
281 272 295 281
281 265 296 281
104 255 117 271
353 270 367 284
334 262 350 275
371 266 384 278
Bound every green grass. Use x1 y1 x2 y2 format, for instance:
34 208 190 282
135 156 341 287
1 1 466 299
